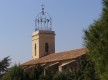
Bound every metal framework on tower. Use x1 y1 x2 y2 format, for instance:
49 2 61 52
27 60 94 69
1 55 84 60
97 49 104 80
35 5 52 31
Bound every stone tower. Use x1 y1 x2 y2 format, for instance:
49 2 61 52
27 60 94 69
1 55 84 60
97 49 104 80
32 5 55 59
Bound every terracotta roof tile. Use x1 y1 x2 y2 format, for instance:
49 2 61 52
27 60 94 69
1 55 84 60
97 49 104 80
21 48 86 66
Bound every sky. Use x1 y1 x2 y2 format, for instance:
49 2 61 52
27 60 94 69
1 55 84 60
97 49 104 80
0 0 102 65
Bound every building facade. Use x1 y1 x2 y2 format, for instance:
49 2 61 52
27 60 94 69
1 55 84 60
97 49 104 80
21 5 86 72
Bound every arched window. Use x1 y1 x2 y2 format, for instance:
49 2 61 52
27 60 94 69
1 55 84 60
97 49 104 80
45 43 49 52
35 44 36 56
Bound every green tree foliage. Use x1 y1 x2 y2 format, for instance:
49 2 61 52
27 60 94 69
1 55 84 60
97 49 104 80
39 68 53 80
84 0 108 79
29 64 43 80
39 75 46 80
76 55 99 80
1 64 44 80
53 71 76 80
0 59 98 80
0 56 10 78
1 65 29 80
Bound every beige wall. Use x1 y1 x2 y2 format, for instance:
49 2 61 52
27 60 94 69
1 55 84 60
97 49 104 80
32 30 55 59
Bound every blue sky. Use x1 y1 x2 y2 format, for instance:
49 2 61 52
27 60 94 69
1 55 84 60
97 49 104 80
0 0 102 64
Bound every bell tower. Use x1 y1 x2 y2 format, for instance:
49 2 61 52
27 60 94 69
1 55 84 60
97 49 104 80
32 5 55 59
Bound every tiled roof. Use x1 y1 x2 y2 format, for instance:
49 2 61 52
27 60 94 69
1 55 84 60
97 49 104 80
21 48 86 66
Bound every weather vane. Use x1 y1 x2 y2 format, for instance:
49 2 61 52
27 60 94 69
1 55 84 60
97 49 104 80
41 5 45 15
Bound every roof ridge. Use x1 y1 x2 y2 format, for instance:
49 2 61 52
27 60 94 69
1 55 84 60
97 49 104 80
51 47 86 54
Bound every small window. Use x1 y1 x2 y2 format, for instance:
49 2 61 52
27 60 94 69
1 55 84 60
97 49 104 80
35 44 36 56
45 43 49 52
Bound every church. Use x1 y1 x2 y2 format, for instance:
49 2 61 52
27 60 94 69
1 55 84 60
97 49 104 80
21 5 86 73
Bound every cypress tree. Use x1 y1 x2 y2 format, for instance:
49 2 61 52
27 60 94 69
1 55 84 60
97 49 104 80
75 56 99 80
84 0 108 80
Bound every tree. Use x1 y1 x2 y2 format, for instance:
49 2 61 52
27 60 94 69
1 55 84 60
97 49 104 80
29 64 43 80
53 71 76 80
84 0 108 80
75 55 99 80
1 65 29 80
0 56 10 79
39 68 53 80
